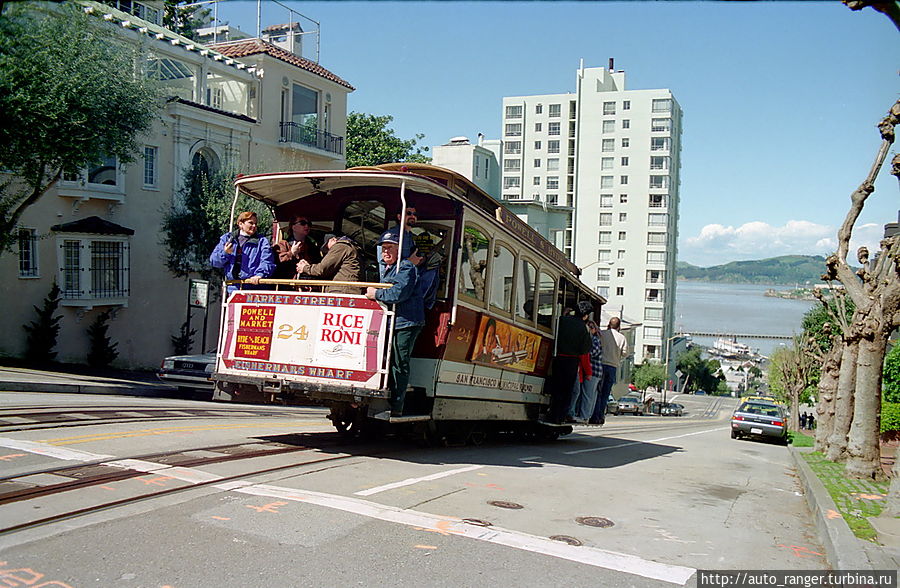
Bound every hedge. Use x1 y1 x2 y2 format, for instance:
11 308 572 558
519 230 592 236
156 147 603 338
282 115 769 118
882 402 900 434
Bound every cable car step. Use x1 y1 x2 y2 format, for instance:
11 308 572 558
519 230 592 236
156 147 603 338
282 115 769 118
372 411 432 423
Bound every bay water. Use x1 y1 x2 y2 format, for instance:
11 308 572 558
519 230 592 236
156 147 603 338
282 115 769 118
673 281 817 357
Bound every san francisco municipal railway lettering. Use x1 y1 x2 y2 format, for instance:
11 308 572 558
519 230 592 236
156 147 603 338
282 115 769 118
232 359 365 380
321 313 366 345
242 293 359 307
453 372 534 393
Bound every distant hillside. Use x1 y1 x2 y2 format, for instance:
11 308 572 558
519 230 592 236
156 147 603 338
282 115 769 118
676 255 827 285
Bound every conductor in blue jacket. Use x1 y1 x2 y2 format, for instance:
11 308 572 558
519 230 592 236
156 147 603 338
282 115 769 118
366 229 424 417
210 211 276 295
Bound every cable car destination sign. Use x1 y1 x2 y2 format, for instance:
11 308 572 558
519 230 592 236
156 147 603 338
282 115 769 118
218 292 387 388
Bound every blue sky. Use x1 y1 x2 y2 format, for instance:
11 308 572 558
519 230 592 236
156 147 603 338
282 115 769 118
214 1 897 267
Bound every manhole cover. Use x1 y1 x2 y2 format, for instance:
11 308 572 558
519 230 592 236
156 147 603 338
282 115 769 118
550 535 583 546
487 500 524 510
462 518 493 527
575 516 614 528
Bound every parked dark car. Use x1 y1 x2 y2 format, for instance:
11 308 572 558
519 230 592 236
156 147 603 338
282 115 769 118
731 401 787 444
616 396 643 415
157 352 215 393
659 402 684 417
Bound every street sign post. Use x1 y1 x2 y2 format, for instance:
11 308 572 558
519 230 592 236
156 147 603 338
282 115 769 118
187 279 210 352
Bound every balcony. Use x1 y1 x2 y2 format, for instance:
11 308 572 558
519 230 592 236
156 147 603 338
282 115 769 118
279 122 344 155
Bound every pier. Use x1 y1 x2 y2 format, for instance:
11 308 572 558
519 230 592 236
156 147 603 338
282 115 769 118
685 332 794 341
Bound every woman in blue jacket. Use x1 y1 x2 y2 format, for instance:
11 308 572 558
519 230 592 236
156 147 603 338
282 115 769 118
210 211 276 295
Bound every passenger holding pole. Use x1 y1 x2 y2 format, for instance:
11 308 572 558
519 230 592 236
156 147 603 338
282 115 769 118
366 229 424 417
296 233 362 294
210 211 275 295
547 301 593 424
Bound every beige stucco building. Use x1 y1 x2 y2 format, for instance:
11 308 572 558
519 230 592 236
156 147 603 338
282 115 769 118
1 0 353 368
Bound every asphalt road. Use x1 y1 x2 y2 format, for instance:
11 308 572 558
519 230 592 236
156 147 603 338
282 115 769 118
0 391 825 587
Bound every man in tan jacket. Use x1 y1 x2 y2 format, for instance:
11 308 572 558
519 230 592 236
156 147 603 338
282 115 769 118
296 233 361 294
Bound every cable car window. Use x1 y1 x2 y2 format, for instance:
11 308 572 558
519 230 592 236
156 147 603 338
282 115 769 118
490 243 515 313
341 200 386 283
516 258 537 323
559 276 578 316
537 271 555 329
460 224 489 301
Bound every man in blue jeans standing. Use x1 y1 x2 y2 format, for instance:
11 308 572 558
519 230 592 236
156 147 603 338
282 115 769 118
366 229 424 417
591 316 629 425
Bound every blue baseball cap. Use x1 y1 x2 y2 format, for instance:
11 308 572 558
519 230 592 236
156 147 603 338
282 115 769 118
377 229 400 245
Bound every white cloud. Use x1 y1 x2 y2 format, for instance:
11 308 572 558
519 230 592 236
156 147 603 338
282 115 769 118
680 220 883 267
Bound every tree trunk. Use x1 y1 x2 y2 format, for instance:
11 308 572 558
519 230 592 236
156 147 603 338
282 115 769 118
789 384 802 431
814 345 841 453
845 334 887 479
826 341 858 462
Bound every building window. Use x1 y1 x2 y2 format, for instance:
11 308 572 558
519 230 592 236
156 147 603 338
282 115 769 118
505 141 522 154
596 286 609 298
617 268 625 278
602 139 614 152
621 138 630 148
533 176 541 186
548 140 560 154
505 123 522 137
618 249 625 259
505 105 523 119
597 268 610 281
650 175 670 189
601 157 613 170
645 307 664 321
646 289 664 303
549 103 561 117
649 194 668 208
619 194 628 204
598 249 611 262
546 194 558 205
534 141 541 150
620 157 629 166
647 269 665 283
533 158 541 168
616 286 624 296
503 176 521 188
600 194 613 208
652 118 671 132
602 120 615 133
648 213 668 226
599 231 611 245
650 156 670 170
503 158 521 172
618 231 627 241
622 119 630 129
535 122 542 132
603 101 616 115
18 228 38 278
600 176 613 189
622 100 630 110
619 212 627 222
143 146 159 188
599 213 612 226
652 98 672 113
546 158 560 171
58 237 130 302
547 176 559 190
644 325 662 338
620 175 628 185
651 137 671 151
647 232 667 245
647 251 666 263
64 155 120 187
548 122 560 136
535 104 543 115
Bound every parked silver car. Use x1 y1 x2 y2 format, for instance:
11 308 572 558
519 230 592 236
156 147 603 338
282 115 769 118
731 401 787 444
615 396 643 415
605 394 619 414
157 352 215 392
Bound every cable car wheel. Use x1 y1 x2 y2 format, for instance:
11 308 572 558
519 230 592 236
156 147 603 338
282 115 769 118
328 404 363 436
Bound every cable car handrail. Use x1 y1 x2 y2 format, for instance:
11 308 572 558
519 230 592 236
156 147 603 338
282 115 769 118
224 279 392 289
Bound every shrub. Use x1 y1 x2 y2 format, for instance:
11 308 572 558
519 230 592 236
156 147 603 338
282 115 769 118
23 283 62 362
881 402 900 435
86 310 118 367
171 320 196 355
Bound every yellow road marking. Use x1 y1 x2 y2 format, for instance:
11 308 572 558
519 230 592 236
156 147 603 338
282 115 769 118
40 421 322 445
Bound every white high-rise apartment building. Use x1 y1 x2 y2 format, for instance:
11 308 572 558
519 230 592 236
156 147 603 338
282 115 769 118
501 64 682 365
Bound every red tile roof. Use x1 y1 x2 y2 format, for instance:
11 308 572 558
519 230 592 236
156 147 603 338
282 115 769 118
210 39 354 91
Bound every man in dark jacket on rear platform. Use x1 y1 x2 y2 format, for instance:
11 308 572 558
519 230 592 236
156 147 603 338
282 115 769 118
296 233 361 294
547 300 593 424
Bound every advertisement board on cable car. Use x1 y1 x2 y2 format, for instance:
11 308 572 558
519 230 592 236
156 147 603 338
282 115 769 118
217 290 387 389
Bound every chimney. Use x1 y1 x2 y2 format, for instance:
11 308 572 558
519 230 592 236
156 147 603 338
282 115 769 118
608 57 614 71
477 132 484 146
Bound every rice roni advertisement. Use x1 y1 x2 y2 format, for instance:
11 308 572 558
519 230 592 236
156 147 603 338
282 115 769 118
218 291 387 389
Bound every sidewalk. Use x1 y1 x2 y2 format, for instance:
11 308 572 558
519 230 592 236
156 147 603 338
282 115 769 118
790 446 900 571
0 362 178 397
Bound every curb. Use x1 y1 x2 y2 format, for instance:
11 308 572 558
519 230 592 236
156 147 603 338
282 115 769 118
789 446 873 570
0 381 172 396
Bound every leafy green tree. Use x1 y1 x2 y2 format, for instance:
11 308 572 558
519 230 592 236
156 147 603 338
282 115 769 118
161 163 272 283
675 347 723 393
345 112 431 168
884 344 900 403
162 0 212 40
0 3 160 252
632 362 666 393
